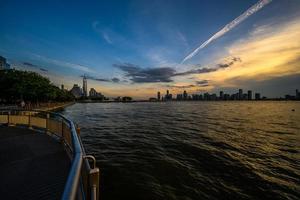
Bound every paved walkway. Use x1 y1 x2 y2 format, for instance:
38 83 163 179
0 126 70 200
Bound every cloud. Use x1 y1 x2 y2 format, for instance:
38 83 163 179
39 68 48 72
175 57 241 76
114 63 176 83
23 62 48 72
111 77 120 83
182 0 272 63
31 53 95 73
102 32 113 44
80 75 120 83
114 58 239 83
193 18 300 95
92 21 113 44
196 80 209 85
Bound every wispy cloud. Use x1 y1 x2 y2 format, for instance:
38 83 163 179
182 0 272 63
31 53 95 73
102 32 113 44
194 18 300 92
23 62 48 72
92 21 113 44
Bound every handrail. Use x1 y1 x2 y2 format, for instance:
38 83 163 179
0 109 99 200
60 115 84 200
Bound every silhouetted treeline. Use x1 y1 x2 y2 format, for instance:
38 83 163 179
0 69 74 103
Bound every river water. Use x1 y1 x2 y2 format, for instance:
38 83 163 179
62 101 300 200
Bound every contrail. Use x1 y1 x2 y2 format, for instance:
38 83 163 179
181 0 272 63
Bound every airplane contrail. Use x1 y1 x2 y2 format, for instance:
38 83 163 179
181 0 272 63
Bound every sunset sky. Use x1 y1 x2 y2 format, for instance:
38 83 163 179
0 0 300 99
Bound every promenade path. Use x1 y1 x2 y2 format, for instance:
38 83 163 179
0 126 70 200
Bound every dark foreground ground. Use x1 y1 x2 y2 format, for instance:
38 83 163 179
0 126 70 200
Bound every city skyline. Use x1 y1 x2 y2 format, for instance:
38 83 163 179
1 0 300 99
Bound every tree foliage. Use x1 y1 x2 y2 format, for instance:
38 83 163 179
0 69 74 103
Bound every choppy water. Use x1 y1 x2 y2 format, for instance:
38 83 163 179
62 101 300 200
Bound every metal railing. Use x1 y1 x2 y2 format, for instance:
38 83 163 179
0 109 100 200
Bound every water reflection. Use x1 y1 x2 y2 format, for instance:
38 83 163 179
63 101 300 200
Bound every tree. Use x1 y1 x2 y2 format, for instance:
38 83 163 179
0 69 74 103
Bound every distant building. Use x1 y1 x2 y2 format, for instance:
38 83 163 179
224 94 230 100
70 84 82 98
83 75 87 97
89 88 103 98
0 56 10 70
255 93 261 100
89 88 97 97
149 97 157 102
210 94 217 101
177 94 183 100
183 90 188 100
157 91 161 101
204 92 209 100
219 91 224 100
238 89 243 100
165 90 172 101
61 84 64 90
248 90 252 100
296 89 300 100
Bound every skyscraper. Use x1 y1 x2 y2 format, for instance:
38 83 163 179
219 91 224 100
248 90 252 100
238 89 243 100
83 75 87 97
157 91 161 101
183 90 188 100
255 93 261 100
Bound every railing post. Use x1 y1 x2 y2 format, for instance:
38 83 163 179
28 112 32 129
61 119 64 139
7 111 10 126
76 126 81 136
89 168 100 200
46 113 50 134
8 111 11 126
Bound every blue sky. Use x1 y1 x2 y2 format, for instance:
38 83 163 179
1 0 300 99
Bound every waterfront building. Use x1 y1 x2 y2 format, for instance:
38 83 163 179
183 90 188 100
192 94 200 100
199 94 203 100
238 89 243 100
89 88 97 97
70 84 82 98
211 94 217 101
248 90 252 100
255 93 261 100
165 90 172 100
0 56 10 70
296 89 300 100
89 88 103 99
204 92 209 100
219 91 224 100
157 91 161 101
83 75 88 97
177 94 183 100
149 97 157 101
243 93 248 100
224 94 230 100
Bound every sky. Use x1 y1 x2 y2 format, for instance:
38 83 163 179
0 0 300 99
